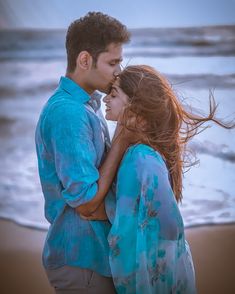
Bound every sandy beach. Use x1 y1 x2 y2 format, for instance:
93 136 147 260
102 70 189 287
186 224 235 294
0 219 234 294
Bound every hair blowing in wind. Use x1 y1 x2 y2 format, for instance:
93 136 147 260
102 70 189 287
117 65 235 202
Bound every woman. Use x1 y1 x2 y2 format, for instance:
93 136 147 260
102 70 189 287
83 65 233 293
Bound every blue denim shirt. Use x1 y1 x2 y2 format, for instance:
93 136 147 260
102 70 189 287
35 76 112 276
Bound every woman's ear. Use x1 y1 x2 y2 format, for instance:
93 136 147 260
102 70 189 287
76 51 92 70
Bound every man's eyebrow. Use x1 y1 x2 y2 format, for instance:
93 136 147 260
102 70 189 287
110 58 123 63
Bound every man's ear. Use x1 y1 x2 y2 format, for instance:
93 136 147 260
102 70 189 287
76 51 92 70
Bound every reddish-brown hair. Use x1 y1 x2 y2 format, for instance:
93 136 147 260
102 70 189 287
118 65 234 202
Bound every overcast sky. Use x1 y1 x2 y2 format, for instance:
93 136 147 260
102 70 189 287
1 0 235 29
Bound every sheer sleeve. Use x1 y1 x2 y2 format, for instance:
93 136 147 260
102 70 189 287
108 144 196 294
108 145 162 293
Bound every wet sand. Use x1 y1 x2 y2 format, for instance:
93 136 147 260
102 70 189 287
0 219 234 294
186 224 235 294
0 219 53 294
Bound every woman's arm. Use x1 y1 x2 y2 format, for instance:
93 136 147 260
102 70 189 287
75 124 130 216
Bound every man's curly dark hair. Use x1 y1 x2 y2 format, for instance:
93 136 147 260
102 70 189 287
66 12 130 72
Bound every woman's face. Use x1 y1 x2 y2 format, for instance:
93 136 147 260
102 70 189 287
103 80 129 121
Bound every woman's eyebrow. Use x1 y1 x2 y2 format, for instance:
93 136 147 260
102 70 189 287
111 85 119 92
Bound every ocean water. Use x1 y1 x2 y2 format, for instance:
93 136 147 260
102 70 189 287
0 26 234 230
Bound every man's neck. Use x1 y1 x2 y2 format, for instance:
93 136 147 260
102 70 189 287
66 71 93 95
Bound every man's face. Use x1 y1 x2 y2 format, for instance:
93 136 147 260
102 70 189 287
87 43 123 93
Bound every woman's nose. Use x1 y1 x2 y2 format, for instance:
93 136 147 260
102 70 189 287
103 95 109 103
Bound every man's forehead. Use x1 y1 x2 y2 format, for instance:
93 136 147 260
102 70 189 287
101 43 123 59
106 42 123 51
102 54 123 62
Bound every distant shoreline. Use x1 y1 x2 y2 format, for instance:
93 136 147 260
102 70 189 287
0 24 235 32
1 25 234 61
1 215 235 233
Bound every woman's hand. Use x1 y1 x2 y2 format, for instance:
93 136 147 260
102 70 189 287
80 202 108 221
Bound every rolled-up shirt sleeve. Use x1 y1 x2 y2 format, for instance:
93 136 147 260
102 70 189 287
44 101 99 207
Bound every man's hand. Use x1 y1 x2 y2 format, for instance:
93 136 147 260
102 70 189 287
80 202 108 221
75 199 98 217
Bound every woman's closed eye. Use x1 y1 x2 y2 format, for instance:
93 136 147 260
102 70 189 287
110 89 117 98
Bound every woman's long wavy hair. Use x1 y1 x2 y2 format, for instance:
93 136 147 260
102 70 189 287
118 65 234 202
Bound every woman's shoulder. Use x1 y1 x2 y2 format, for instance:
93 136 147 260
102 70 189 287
127 143 164 160
123 143 167 170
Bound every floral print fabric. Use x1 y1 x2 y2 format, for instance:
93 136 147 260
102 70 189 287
107 144 196 293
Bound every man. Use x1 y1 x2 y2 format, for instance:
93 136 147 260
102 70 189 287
35 12 130 293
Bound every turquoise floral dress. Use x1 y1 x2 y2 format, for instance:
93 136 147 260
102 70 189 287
106 144 196 294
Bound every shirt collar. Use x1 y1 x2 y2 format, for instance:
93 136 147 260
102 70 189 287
88 91 102 112
59 76 90 104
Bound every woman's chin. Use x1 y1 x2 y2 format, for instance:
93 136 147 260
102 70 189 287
105 113 117 122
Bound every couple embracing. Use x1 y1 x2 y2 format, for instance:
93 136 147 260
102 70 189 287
36 11 222 294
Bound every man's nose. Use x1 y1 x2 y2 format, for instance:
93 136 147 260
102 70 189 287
114 64 121 77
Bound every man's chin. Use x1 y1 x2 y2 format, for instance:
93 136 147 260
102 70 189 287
98 83 112 94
